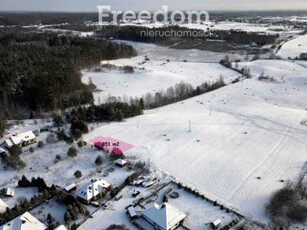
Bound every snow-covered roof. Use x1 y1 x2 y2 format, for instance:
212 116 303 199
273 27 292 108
141 203 186 230
127 207 137 218
64 183 76 192
76 179 110 201
2 188 14 197
212 219 221 226
5 131 36 147
114 159 127 166
54 225 67 230
5 140 13 148
0 148 6 154
0 199 8 213
0 212 47 230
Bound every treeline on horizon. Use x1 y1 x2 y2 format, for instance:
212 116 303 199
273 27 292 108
95 25 278 46
0 29 137 119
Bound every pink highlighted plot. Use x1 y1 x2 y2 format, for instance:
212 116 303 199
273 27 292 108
89 136 134 154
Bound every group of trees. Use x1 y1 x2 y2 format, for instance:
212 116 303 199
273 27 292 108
57 193 89 224
70 118 89 140
266 175 307 226
95 25 278 46
0 30 136 118
1 145 26 169
212 30 278 45
69 102 143 122
18 175 53 192
96 25 207 43
137 78 226 109
0 176 57 226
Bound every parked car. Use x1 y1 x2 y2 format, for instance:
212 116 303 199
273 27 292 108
115 194 123 201
132 190 140 197
108 167 115 172
103 202 112 210
90 201 100 207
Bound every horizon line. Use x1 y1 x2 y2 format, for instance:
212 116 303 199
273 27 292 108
1 9 307 14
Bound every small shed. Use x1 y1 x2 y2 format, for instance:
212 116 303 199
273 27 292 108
211 219 221 229
114 159 127 168
127 206 137 219
1 187 15 197
0 198 8 213
64 183 77 192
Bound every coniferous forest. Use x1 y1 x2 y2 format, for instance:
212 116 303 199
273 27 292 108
0 28 137 118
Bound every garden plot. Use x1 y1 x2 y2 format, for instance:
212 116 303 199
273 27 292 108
137 183 239 230
30 198 67 226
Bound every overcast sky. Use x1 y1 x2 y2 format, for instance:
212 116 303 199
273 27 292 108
1 0 307 12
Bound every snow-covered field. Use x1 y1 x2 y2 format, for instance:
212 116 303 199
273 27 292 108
84 59 307 223
82 41 241 103
278 33 307 59
120 21 304 36
144 183 238 229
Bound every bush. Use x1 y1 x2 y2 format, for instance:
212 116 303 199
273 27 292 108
72 129 82 140
77 140 84 148
74 170 82 178
29 147 34 153
53 115 64 127
2 147 26 169
37 141 44 148
266 179 307 224
67 146 77 158
71 119 88 135
95 155 103 166
8 145 22 155
46 133 57 144
65 136 74 145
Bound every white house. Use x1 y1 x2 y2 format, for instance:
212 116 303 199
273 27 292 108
76 179 111 204
0 212 47 230
141 202 186 230
4 131 36 148
0 199 8 214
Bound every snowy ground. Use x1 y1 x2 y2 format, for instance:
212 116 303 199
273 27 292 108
79 184 157 230
82 41 242 103
278 33 307 59
84 59 307 224
140 183 238 230
120 21 304 36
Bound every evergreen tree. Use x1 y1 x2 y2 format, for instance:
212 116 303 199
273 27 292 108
74 170 82 178
95 155 103 165
67 146 78 158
